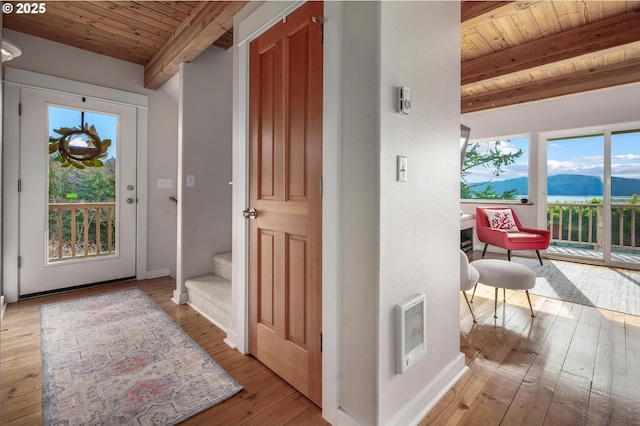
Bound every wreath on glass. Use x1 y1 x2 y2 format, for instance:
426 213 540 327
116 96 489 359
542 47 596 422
49 124 111 169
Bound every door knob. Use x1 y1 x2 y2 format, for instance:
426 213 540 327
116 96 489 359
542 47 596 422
127 198 135 204
243 208 257 219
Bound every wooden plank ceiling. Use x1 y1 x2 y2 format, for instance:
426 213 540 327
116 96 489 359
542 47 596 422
3 1 247 90
4 1 640 111
462 0 640 113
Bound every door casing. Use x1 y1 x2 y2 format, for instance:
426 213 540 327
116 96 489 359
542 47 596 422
2 68 149 302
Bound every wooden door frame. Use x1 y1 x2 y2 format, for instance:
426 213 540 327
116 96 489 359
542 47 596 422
2 68 149 303
230 1 340 422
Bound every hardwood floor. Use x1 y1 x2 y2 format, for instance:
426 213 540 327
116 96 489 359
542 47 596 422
422 251 640 425
0 277 328 426
3 256 640 425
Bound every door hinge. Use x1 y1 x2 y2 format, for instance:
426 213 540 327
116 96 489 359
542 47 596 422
18 103 22 116
320 332 323 353
320 177 323 198
18 256 22 269
313 16 326 44
18 179 22 192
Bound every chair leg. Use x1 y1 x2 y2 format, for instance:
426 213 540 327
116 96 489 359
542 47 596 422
482 243 488 258
507 250 511 261
470 283 478 303
494 287 498 319
463 292 477 323
503 288 506 302
526 290 535 317
536 250 543 265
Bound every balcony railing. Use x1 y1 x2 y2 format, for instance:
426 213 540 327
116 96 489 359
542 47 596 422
48 202 116 262
547 202 640 254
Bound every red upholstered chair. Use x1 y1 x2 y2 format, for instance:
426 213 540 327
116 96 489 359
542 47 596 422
475 207 550 265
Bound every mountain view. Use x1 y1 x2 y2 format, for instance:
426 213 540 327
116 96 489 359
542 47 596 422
469 174 640 197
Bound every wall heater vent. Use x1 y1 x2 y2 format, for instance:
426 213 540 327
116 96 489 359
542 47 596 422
395 293 426 374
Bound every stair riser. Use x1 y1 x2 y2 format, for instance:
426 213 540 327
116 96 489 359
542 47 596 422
212 252 232 281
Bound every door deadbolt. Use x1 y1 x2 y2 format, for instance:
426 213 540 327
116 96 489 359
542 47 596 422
127 185 134 191
243 208 257 219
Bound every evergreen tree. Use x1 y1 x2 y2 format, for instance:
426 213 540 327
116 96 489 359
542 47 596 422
461 140 524 200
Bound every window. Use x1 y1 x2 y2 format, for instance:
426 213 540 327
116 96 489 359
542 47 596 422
461 136 529 200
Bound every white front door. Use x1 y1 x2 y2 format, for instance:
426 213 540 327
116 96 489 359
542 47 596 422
19 88 137 296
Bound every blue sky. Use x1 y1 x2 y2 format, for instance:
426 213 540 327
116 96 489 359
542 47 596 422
465 131 640 183
48 106 117 159
548 132 640 180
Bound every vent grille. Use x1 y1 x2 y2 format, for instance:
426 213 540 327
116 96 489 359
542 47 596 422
405 302 425 354
395 293 426 374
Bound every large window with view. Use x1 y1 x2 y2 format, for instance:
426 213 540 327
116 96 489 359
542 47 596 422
461 136 529 201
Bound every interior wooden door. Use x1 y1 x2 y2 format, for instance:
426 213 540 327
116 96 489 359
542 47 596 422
248 1 323 407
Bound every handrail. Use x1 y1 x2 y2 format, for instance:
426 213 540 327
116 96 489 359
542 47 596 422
547 202 640 253
48 202 116 262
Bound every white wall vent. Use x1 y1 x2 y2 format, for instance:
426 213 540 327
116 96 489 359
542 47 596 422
395 293 426 374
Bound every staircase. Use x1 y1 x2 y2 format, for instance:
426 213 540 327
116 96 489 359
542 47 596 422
185 252 232 332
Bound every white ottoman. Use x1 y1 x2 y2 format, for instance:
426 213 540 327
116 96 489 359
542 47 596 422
470 259 536 319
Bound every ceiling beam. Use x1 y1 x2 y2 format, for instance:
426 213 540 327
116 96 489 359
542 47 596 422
461 58 640 113
461 1 513 23
144 1 247 90
462 9 640 85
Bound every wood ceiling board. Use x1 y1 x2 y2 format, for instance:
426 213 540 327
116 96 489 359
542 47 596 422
462 10 640 85
462 57 640 113
42 2 168 50
86 2 177 39
144 1 247 90
3 13 154 65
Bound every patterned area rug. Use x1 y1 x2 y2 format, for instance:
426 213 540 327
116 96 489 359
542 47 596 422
512 256 640 316
40 288 242 425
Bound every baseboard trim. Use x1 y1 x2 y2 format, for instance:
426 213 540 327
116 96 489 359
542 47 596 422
171 290 188 305
146 268 171 279
386 353 467 426
337 407 363 426
224 328 238 350
186 301 228 333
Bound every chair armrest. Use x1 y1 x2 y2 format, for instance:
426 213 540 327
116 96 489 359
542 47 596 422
517 226 551 241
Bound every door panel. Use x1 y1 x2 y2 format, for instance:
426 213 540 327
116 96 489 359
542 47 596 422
248 1 323 407
19 88 137 296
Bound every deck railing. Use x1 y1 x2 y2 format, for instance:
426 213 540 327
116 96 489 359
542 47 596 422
547 202 640 254
48 202 116 262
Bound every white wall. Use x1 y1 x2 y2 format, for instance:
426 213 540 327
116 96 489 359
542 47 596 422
2 30 178 278
377 2 463 424
461 83 640 249
175 47 233 298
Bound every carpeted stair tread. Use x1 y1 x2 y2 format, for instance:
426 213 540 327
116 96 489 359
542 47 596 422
212 252 232 281
185 273 231 330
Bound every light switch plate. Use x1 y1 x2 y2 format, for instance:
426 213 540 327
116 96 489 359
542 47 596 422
186 175 195 187
397 156 407 182
157 178 173 189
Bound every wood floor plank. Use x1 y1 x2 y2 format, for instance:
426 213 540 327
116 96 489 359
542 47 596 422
586 310 629 424
542 371 591 425
562 305 602 380
454 299 553 425
501 301 582 425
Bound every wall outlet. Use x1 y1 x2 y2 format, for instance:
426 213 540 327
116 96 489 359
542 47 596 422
186 175 195 187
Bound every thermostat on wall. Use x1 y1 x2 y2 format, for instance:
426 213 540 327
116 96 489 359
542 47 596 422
397 86 412 115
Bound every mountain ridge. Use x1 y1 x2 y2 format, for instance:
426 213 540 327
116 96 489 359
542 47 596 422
468 174 640 196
